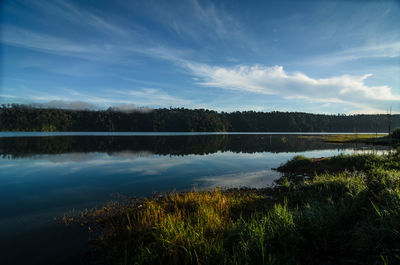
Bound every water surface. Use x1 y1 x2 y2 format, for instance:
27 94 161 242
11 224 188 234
0 133 387 264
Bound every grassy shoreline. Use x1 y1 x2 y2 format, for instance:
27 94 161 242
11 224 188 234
301 134 400 146
299 134 387 143
65 151 400 265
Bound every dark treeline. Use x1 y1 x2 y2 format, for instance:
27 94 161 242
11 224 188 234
0 104 398 132
0 135 378 159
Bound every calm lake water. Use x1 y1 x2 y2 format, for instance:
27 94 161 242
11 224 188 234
0 132 388 264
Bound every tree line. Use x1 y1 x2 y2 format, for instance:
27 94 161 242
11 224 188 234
0 104 398 132
0 135 370 159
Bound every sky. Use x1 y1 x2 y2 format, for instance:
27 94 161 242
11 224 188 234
1 0 400 114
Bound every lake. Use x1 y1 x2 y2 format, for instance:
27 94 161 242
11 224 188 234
0 132 388 264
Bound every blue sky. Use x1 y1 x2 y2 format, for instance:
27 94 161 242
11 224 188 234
1 0 400 113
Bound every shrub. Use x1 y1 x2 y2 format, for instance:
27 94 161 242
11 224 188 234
391 127 400 139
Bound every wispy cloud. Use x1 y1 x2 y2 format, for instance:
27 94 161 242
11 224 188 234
185 63 400 112
1 0 191 64
113 88 192 106
148 0 244 42
302 42 400 66
3 0 399 114
30 0 135 37
343 42 400 59
1 25 107 60
1 85 191 110
1 25 192 72
0 1 244 71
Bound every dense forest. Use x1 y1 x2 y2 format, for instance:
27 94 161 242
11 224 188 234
0 135 376 159
0 104 398 132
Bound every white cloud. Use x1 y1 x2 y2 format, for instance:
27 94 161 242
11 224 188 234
113 88 192 106
3 1 398 114
122 156 194 176
195 169 278 189
185 63 400 112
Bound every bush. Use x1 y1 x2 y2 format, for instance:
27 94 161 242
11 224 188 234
391 127 400 139
277 155 312 173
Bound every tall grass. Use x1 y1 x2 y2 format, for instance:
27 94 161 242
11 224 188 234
65 152 400 264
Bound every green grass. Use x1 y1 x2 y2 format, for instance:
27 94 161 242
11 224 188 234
322 134 383 143
64 152 400 265
277 151 400 177
318 134 400 146
298 134 400 145
298 134 384 144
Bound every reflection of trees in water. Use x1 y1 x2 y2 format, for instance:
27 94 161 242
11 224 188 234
0 135 379 159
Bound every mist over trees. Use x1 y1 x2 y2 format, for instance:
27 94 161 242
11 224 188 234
0 104 398 132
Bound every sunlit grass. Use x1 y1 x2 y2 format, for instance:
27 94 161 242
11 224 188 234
322 134 384 143
298 134 387 144
64 151 400 264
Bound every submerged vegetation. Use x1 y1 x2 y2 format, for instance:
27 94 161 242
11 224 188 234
65 151 400 265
